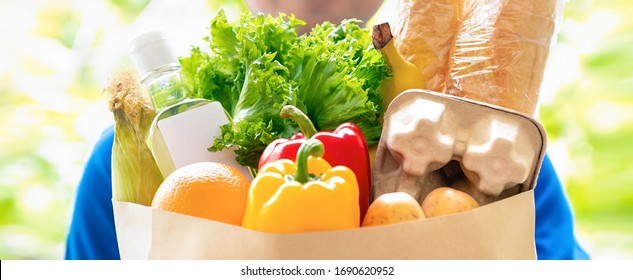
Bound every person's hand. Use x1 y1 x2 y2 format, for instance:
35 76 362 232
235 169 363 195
245 0 384 34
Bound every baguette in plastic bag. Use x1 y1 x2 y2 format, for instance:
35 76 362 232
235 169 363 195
394 0 561 115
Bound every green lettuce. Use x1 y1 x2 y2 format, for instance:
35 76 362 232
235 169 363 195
180 10 390 169
289 19 389 142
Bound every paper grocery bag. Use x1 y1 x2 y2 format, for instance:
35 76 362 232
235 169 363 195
112 89 545 260
112 190 536 260
112 201 152 259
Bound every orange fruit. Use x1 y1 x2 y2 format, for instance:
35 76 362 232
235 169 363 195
362 192 425 227
421 187 480 218
151 162 251 225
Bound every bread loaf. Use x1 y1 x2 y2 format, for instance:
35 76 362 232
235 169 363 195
491 0 557 115
446 0 502 107
447 0 557 115
395 0 558 115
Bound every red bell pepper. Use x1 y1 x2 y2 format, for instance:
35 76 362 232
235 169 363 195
258 105 371 221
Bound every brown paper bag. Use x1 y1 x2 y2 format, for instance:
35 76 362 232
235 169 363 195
113 190 535 260
112 90 546 260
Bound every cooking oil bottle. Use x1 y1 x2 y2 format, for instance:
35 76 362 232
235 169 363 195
128 30 250 178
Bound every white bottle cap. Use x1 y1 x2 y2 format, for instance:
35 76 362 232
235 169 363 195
128 30 180 81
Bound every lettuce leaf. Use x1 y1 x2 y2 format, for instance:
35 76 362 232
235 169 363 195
180 10 390 170
290 19 389 141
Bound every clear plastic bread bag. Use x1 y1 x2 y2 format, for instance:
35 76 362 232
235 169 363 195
394 0 565 116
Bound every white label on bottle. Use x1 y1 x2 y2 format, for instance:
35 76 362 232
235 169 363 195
157 102 251 178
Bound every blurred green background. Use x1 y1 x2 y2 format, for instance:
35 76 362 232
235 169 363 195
0 0 631 259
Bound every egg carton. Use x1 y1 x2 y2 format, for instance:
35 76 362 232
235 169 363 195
372 89 547 206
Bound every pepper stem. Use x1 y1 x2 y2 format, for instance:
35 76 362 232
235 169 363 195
280 105 318 138
295 139 325 184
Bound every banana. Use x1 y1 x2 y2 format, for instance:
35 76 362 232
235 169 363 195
369 23 426 169
372 22 426 112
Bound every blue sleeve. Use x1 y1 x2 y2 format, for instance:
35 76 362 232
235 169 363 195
64 125 120 260
534 153 590 260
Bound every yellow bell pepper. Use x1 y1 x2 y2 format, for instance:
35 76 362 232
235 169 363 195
242 139 360 233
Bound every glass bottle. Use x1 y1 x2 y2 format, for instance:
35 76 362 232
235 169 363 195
128 30 249 178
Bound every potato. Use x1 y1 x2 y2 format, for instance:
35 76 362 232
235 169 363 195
362 192 425 227
421 187 480 218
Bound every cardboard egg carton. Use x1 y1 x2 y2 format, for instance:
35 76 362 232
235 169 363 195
372 89 547 206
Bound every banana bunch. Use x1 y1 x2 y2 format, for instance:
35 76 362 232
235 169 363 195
372 22 426 112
